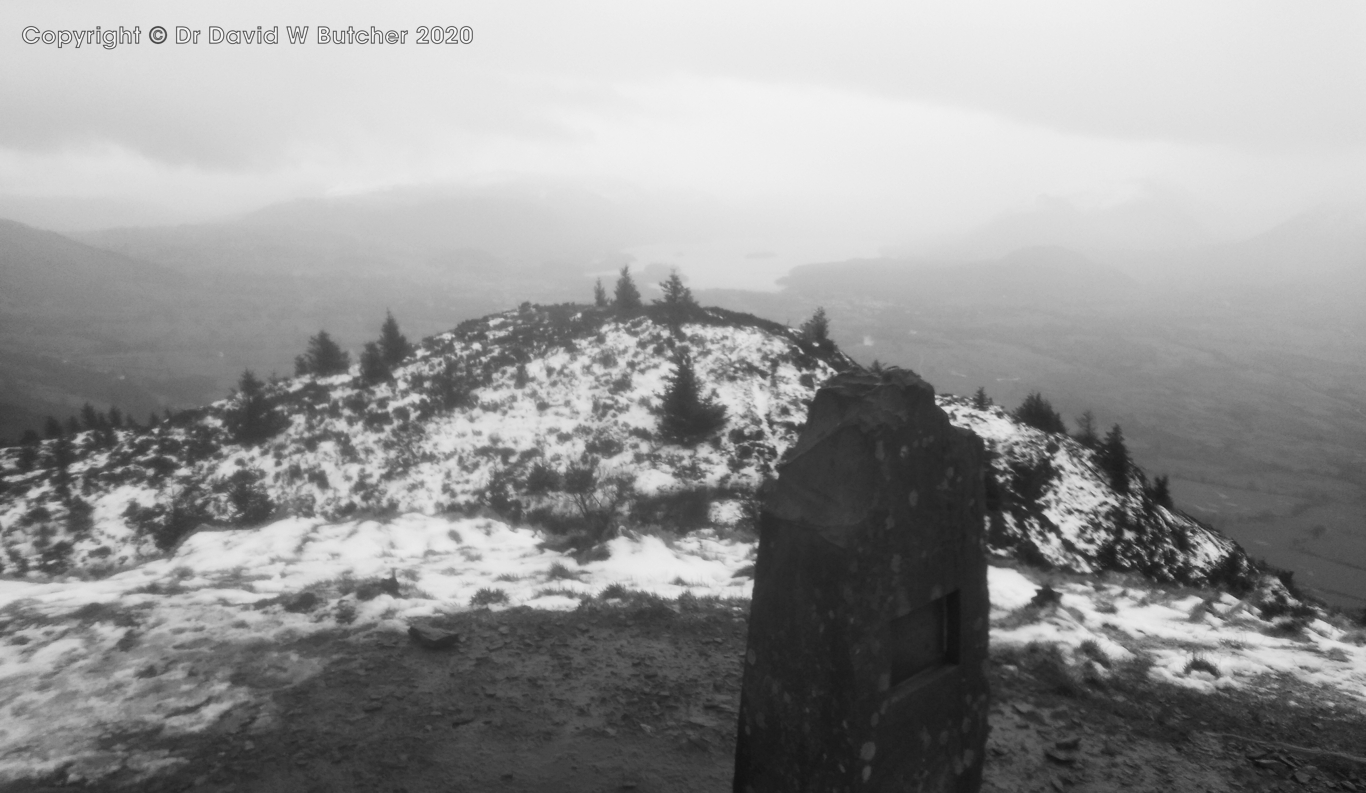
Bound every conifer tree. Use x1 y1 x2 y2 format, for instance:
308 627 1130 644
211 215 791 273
427 360 474 411
65 416 82 436
107 406 123 429
614 265 643 311
1146 474 1173 510
295 330 350 376
50 436 73 499
81 403 102 431
378 311 413 367
656 270 694 307
1074 410 1100 449
359 342 391 386
147 412 160 429
44 417 64 439
800 307 830 344
656 348 727 446
972 387 993 411
17 431 39 472
593 279 609 308
655 269 696 325
225 370 284 446
1012 392 1067 435
1098 424 1131 494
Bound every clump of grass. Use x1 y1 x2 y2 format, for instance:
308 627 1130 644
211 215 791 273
1188 596 1219 622
1266 617 1310 638
494 573 523 582
1183 652 1220 678
599 583 632 600
348 573 400 602
619 590 678 622
731 564 755 580
470 588 509 608
546 562 583 581
1077 639 1113 669
1094 598 1119 614
677 591 724 613
1114 650 1155 683
334 600 357 625
534 586 586 601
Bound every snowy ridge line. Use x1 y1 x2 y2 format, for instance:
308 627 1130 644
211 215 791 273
0 303 849 575
0 299 1272 609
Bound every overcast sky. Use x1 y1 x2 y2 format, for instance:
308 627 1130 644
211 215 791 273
3 0 1366 259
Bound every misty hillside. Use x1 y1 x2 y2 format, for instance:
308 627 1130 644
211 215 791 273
707 245 1366 610
0 209 601 443
0 299 1285 606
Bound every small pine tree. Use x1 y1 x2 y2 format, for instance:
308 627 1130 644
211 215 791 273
43 416 64 439
1098 424 1131 494
107 406 123 429
17 431 40 472
65 416 82 436
225 370 285 446
358 341 390 386
1012 392 1067 435
427 360 474 411
1146 474 1173 510
227 469 274 525
614 265 643 311
800 307 830 344
295 330 351 377
81 403 102 431
656 348 727 446
147 412 160 429
655 270 696 326
656 270 694 307
378 311 413 368
1074 410 1100 449
593 279 609 308
972 387 993 411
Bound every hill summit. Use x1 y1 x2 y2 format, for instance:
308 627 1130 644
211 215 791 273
0 299 1280 604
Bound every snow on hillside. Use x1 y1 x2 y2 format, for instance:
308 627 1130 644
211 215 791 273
0 514 1360 786
0 302 1256 598
0 304 849 575
0 300 1356 785
940 397 1246 586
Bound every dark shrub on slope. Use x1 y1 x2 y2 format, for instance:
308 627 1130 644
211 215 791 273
1012 391 1067 435
656 348 727 447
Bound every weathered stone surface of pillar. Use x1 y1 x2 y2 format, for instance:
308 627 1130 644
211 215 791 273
733 369 989 793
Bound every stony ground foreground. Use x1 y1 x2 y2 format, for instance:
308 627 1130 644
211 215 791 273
3 597 1363 793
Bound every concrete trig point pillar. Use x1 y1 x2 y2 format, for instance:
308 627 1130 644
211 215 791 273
734 369 989 793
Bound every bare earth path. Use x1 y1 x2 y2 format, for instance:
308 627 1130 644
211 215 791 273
3 600 1363 793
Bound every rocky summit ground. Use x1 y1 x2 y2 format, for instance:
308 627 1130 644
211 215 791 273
3 586 1363 793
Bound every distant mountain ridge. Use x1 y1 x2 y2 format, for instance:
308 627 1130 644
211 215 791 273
1 300 1303 617
778 245 1136 305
